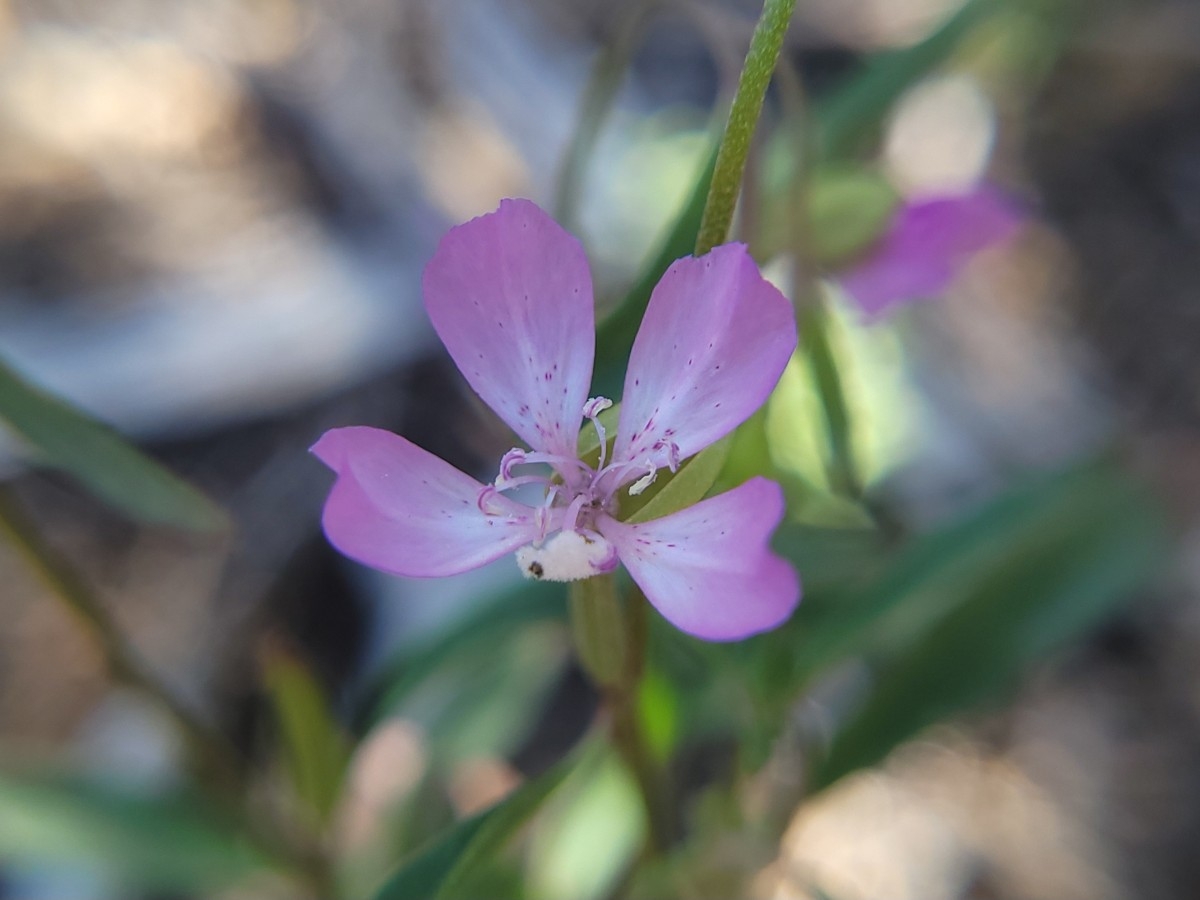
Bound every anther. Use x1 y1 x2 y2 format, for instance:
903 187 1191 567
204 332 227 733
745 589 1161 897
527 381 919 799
497 448 528 484
477 485 506 516
628 461 658 496
582 396 612 419
583 396 613 470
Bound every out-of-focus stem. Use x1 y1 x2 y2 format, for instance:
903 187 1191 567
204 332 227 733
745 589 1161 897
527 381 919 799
0 487 245 791
800 302 864 501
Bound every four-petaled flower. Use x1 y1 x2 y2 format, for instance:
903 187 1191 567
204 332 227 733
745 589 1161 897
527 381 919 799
312 199 800 641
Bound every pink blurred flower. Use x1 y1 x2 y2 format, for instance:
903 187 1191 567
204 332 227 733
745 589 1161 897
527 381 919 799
312 199 800 641
838 187 1024 318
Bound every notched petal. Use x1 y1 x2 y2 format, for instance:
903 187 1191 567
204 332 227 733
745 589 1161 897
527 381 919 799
312 426 540 578
422 199 596 458
599 477 800 641
614 244 797 479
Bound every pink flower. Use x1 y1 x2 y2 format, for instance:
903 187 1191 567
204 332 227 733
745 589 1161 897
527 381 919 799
313 199 800 641
839 186 1024 318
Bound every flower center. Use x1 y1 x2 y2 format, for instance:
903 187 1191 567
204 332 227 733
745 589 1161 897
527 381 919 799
516 529 618 582
474 395 678 582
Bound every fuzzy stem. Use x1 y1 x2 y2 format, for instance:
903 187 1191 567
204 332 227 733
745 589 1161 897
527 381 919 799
0 487 245 791
695 0 798 254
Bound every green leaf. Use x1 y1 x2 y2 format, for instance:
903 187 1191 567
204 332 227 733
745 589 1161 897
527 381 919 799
261 641 351 827
372 749 579 900
809 458 1165 790
353 579 565 736
0 770 272 892
753 160 897 265
817 0 1003 159
526 748 643 900
805 167 898 266
0 358 228 532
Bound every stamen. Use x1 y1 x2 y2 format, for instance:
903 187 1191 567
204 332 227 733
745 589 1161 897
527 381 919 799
498 448 527 481
496 448 589 492
628 461 658 496
495 474 555 492
583 396 613 470
590 457 644 498
561 492 588 533
533 489 563 541
657 439 681 473
477 485 506 516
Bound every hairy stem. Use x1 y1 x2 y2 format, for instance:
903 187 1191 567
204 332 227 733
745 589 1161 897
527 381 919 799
695 0 798 254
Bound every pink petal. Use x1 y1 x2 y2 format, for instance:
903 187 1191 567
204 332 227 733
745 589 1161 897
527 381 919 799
612 244 797 475
838 186 1024 318
423 199 595 459
312 426 541 578
600 477 800 641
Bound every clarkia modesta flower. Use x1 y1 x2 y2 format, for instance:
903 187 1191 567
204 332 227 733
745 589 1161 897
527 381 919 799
312 199 800 641
839 186 1023 318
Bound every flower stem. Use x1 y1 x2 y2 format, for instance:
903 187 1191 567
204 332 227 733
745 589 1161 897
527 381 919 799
0 486 245 792
568 576 674 852
569 574 628 689
695 0 798 255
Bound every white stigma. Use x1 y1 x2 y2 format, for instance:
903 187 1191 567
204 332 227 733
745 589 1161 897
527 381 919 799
517 530 618 582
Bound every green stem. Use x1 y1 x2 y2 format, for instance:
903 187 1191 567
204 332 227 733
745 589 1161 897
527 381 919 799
569 574 628 690
609 679 673 854
0 487 245 791
568 577 673 852
695 0 798 254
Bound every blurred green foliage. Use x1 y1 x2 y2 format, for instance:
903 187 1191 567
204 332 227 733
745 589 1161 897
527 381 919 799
0 770 274 892
0 357 227 532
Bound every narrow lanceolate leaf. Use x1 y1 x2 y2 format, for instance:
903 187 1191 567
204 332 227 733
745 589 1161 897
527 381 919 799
0 358 228 532
0 771 272 892
372 750 578 900
351 578 565 736
809 458 1165 790
261 641 351 828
